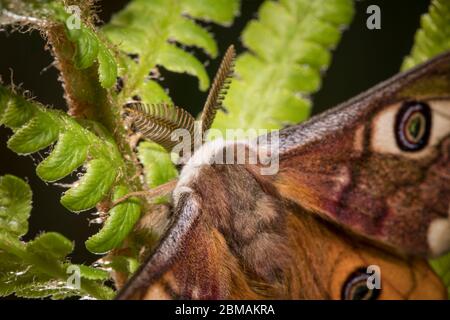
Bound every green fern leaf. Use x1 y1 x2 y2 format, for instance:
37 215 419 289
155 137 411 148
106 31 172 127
0 89 125 213
36 130 89 182
103 0 240 104
58 6 118 89
212 0 354 132
60 158 118 212
0 266 52 298
136 80 173 105
75 265 110 281
170 17 218 57
67 26 100 70
7 111 60 154
401 0 450 71
86 185 141 254
0 175 113 299
26 233 74 275
0 175 32 237
0 94 35 128
97 42 118 89
157 43 210 91
137 141 178 188
14 282 80 300
182 0 240 25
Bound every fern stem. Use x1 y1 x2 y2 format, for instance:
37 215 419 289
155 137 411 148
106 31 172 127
46 25 114 125
46 24 147 208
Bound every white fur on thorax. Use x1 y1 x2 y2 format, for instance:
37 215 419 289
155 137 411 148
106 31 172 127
173 139 247 206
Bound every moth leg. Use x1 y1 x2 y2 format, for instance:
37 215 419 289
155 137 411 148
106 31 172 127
127 132 143 178
110 179 177 207
128 132 143 150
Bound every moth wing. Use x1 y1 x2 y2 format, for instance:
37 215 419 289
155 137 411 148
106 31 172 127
274 51 450 257
115 191 242 300
115 192 200 300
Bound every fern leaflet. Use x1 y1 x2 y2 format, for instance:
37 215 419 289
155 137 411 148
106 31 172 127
0 174 113 299
401 0 450 71
212 0 354 132
103 0 240 106
0 87 140 253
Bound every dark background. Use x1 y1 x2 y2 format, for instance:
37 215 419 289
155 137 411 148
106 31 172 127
0 0 430 265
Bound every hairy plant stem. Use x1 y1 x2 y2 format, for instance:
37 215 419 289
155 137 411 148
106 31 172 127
46 24 147 209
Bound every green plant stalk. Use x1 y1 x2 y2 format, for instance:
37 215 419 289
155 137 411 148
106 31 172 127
45 24 147 210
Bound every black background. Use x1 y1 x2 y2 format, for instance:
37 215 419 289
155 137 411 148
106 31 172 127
0 0 430 266
1 300 448 317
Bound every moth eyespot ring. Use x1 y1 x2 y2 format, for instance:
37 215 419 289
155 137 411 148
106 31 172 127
395 101 432 152
341 267 381 300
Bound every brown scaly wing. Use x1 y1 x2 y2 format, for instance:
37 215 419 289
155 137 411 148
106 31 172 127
274 51 450 257
115 192 203 299
115 53 450 300
116 164 446 300
115 163 292 300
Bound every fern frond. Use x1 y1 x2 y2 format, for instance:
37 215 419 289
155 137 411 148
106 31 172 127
212 0 354 132
0 87 141 254
125 102 195 151
103 0 240 105
0 175 114 299
85 185 141 254
401 0 450 71
200 45 236 133
0 88 121 211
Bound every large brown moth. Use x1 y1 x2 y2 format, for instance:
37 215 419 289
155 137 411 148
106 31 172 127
116 49 450 300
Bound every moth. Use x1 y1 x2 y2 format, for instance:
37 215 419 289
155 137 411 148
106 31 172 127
116 48 450 300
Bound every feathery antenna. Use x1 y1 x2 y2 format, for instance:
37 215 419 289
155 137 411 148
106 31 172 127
124 45 236 152
200 45 236 133
124 102 195 151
